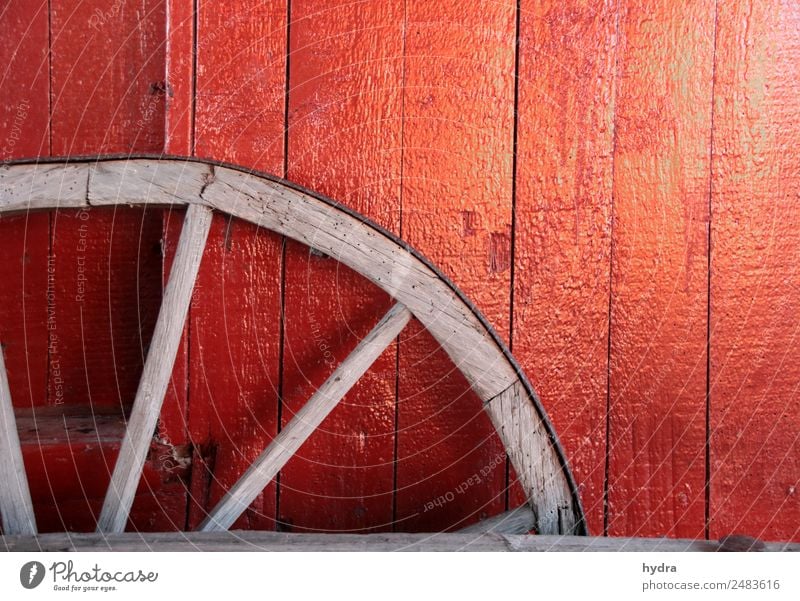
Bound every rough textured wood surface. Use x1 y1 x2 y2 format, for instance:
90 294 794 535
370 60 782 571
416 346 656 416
396 0 516 531
48 0 166 414
185 0 287 531
201 304 411 532
513 0 616 535
0 349 37 534
98 204 212 533
488 381 579 534
165 0 194 155
0 1 51 420
2 531 797 553
607 0 713 538
50 0 166 153
280 0 404 534
709 0 800 542
194 0 286 168
0 163 87 211
0 0 49 161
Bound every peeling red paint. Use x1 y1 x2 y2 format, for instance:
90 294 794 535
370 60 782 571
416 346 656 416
489 231 511 274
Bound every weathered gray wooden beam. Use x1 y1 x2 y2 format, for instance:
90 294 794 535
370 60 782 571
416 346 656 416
97 204 213 534
0 163 88 212
2 532 795 552
200 303 411 532
0 348 37 535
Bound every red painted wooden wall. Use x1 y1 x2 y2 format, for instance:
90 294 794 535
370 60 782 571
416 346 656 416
1 0 797 541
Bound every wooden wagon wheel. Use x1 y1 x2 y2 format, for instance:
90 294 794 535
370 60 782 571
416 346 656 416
0 156 587 539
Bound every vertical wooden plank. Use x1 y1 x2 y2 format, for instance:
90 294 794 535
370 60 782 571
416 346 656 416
0 1 49 160
49 0 167 409
0 1 50 415
161 0 196 530
193 1 286 167
607 0 713 537
186 0 286 530
51 0 167 154
513 0 616 535
48 0 176 530
279 0 404 533
165 0 195 155
396 0 515 531
710 0 800 542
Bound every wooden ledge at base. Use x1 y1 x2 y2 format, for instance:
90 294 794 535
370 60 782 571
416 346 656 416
1 532 796 552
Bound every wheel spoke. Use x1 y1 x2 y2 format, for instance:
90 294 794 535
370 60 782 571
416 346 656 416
0 347 37 535
200 303 411 532
97 204 213 533
458 504 535 535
